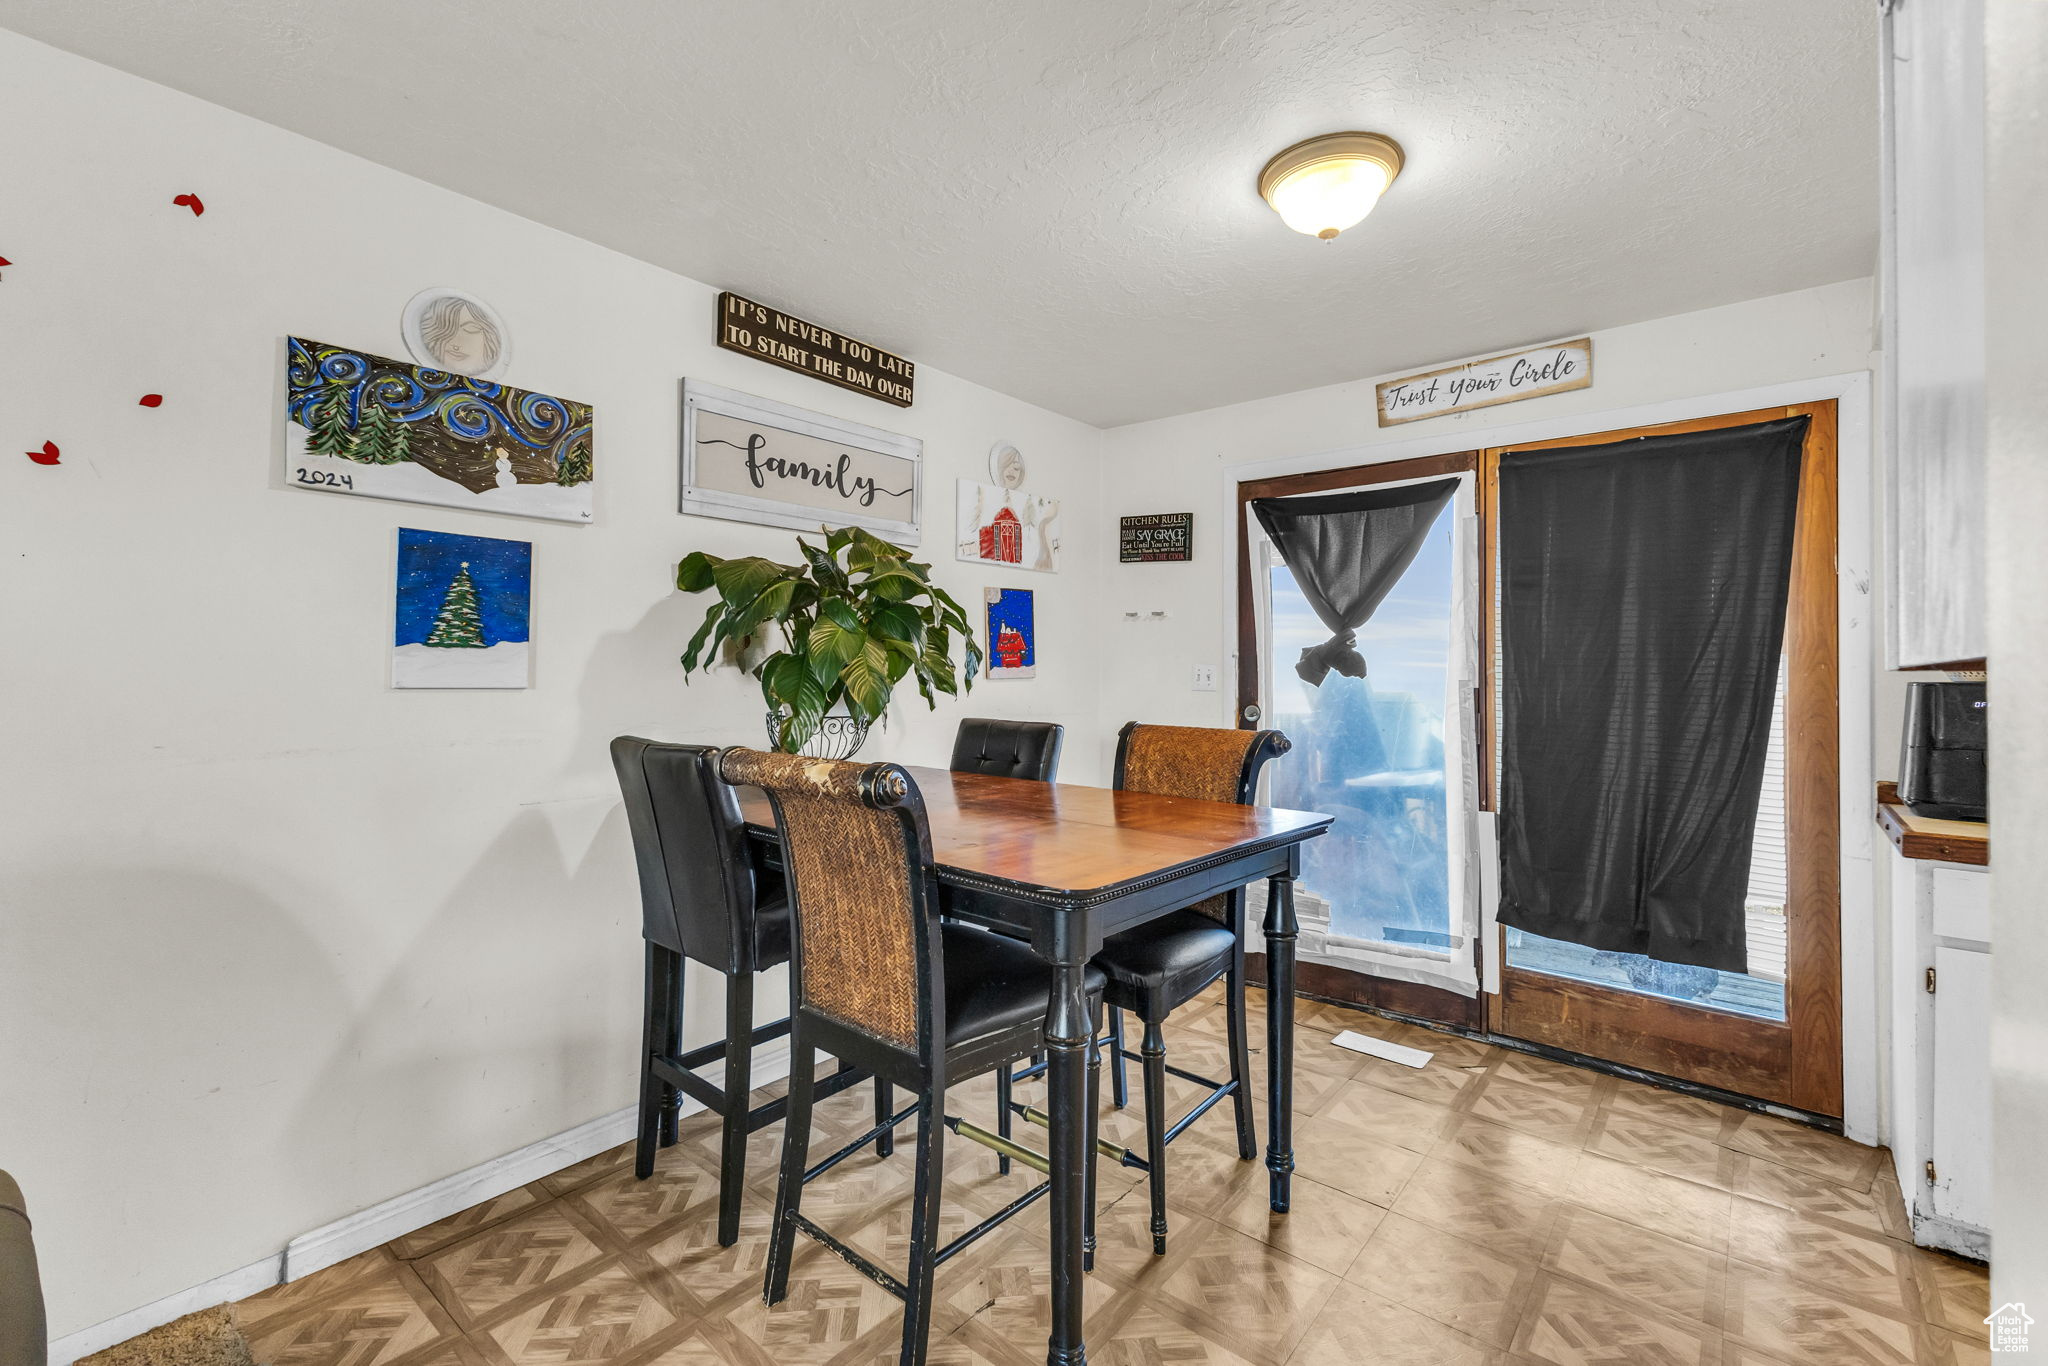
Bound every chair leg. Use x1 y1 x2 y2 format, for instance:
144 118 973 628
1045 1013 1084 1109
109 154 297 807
718 972 755 1247
898 1095 947 1366
1141 1017 1169 1255
658 948 685 1148
1108 1008 1129 1108
764 1038 816 1306
635 943 668 1180
1084 1025 1101 1272
995 1062 1013 1176
1225 957 1258 1162
875 1079 896 1159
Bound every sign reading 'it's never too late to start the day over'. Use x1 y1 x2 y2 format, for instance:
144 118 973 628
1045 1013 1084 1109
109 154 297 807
716 291 915 407
1375 338 1592 426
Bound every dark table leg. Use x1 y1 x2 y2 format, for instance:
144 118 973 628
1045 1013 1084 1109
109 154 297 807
1264 868 1299 1213
1044 957 1093 1366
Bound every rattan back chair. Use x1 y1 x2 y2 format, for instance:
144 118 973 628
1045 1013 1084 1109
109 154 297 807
612 737 881 1247
1103 721 1290 1253
718 747 1104 1366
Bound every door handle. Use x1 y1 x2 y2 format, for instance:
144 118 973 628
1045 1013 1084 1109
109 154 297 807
1243 703 1263 724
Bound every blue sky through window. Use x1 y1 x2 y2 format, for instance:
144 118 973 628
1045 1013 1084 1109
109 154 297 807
1267 504 1453 944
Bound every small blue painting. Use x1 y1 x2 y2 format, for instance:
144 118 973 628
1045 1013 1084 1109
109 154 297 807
984 587 1035 679
393 528 532 689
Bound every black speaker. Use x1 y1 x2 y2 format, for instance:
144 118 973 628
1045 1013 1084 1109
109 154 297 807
1898 682 1987 821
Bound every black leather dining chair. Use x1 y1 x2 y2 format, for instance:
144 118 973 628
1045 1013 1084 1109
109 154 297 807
1091 722 1289 1254
949 717 1064 1170
721 747 1104 1366
949 717 1065 782
611 737 881 1247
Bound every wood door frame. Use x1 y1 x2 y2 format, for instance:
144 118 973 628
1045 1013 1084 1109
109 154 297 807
1481 401 1843 1116
1235 451 1483 1029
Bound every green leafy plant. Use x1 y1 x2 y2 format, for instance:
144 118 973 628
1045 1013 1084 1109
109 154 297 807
676 526 983 752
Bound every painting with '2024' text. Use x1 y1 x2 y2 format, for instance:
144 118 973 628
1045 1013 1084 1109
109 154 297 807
286 337 594 523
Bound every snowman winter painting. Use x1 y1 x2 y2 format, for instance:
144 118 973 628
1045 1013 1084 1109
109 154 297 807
286 337 594 524
393 528 532 688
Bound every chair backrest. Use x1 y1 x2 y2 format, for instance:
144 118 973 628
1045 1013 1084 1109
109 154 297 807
611 736 765 973
0 1172 44 1366
718 748 938 1054
950 718 1065 783
1114 722 1290 804
1113 723 1291 920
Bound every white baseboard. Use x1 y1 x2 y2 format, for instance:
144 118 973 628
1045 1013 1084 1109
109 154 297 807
277 1102 641 1281
46 1255 281 1366
1911 1209 1992 1261
47 1041 793 1366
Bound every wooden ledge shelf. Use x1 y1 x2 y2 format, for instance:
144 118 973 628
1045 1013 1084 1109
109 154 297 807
1876 781 1989 866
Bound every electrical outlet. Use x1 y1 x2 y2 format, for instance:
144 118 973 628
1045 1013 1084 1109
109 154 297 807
1192 665 1217 691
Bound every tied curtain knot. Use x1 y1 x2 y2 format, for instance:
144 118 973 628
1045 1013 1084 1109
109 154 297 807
1295 628 1366 687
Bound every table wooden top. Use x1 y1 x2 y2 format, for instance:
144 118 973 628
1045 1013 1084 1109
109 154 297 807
737 764 1331 899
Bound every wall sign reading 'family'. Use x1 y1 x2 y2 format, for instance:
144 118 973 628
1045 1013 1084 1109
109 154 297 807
1119 512 1193 563
1375 338 1593 426
680 380 923 544
715 291 915 407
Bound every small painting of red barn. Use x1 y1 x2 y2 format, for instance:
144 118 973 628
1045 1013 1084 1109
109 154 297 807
956 478 1061 573
979 506 1023 563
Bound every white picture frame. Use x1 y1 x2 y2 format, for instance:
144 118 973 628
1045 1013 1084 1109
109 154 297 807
680 380 922 545
955 478 1060 573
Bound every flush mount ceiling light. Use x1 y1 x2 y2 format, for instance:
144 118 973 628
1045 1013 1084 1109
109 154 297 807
1258 132 1405 240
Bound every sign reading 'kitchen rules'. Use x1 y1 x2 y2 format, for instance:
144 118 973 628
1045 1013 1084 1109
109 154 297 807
1120 513 1193 563
1375 338 1592 426
716 291 915 407
681 380 922 546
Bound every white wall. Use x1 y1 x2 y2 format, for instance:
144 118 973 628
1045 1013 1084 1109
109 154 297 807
1985 0 2048 1314
0 30 1103 1341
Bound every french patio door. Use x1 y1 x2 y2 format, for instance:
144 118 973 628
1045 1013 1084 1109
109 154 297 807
1236 453 1487 1032
1237 403 1843 1117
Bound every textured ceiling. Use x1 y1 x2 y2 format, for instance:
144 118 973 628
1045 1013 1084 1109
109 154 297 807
0 1 1878 427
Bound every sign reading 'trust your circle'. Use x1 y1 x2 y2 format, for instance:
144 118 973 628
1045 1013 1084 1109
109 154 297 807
1375 338 1592 426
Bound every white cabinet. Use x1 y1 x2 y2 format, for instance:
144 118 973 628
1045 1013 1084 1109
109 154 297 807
1888 839 1991 1258
1929 944 1991 1232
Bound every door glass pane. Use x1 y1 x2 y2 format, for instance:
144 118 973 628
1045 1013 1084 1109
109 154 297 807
1502 661 1790 1023
1266 505 1453 949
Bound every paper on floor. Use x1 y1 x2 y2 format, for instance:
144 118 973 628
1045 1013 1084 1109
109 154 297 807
1330 1029 1434 1069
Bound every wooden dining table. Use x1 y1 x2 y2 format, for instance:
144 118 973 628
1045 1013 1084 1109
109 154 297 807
737 764 1331 1366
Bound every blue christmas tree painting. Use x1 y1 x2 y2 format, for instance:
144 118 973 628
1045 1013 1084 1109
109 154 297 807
393 528 532 689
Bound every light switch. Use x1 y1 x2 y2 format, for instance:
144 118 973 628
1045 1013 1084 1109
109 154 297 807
1192 665 1217 691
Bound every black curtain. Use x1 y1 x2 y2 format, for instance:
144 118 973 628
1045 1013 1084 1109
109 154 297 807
1496 417 1807 973
1252 478 1459 685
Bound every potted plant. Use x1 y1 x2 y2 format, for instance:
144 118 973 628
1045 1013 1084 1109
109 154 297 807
676 525 983 756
